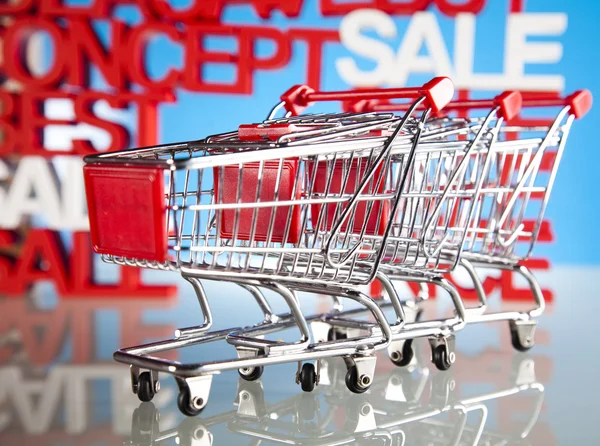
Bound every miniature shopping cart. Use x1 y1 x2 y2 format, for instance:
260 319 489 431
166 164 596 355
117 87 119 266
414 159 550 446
84 78 460 415
352 90 592 354
317 91 524 371
457 91 593 350
246 92 518 375
84 78 577 417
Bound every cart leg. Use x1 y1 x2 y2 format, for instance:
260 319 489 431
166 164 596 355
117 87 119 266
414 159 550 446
425 278 463 373
459 258 488 317
434 276 467 332
315 322 367 344
336 272 407 329
176 375 214 417
377 274 467 335
237 283 280 324
312 272 406 347
317 288 394 352
375 272 407 328
458 262 544 351
514 263 545 318
388 281 428 322
226 282 311 354
377 274 465 370
374 272 418 369
176 276 213 339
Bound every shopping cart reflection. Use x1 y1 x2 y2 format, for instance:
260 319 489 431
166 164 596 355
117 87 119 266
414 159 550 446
126 353 545 446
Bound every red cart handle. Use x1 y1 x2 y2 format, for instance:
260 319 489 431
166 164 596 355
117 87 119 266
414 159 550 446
355 89 592 121
352 90 523 121
518 90 592 119
280 76 454 116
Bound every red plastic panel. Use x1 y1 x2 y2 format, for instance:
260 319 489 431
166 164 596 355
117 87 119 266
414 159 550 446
309 159 389 236
238 124 298 141
83 165 167 262
214 160 301 244
238 123 321 141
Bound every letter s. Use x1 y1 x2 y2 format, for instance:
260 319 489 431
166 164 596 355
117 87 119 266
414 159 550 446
336 9 396 87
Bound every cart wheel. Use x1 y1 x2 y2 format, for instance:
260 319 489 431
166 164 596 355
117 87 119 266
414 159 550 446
327 328 348 341
177 386 204 417
432 345 452 371
345 365 370 394
137 372 155 402
238 366 264 382
299 363 317 392
510 324 534 352
389 339 414 367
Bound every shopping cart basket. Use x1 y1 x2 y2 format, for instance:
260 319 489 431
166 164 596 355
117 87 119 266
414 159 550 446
84 78 455 415
356 89 591 353
319 91 523 371
454 91 592 351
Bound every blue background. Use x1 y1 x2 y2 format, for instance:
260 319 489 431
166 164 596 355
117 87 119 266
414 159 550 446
82 0 600 264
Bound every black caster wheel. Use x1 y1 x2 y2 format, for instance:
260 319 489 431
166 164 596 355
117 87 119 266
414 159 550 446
327 328 348 341
238 366 264 381
432 345 452 371
177 386 204 417
299 363 317 392
389 339 414 367
137 372 155 402
510 325 534 352
345 366 370 394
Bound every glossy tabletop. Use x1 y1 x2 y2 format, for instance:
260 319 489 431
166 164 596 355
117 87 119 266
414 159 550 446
1 266 599 445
